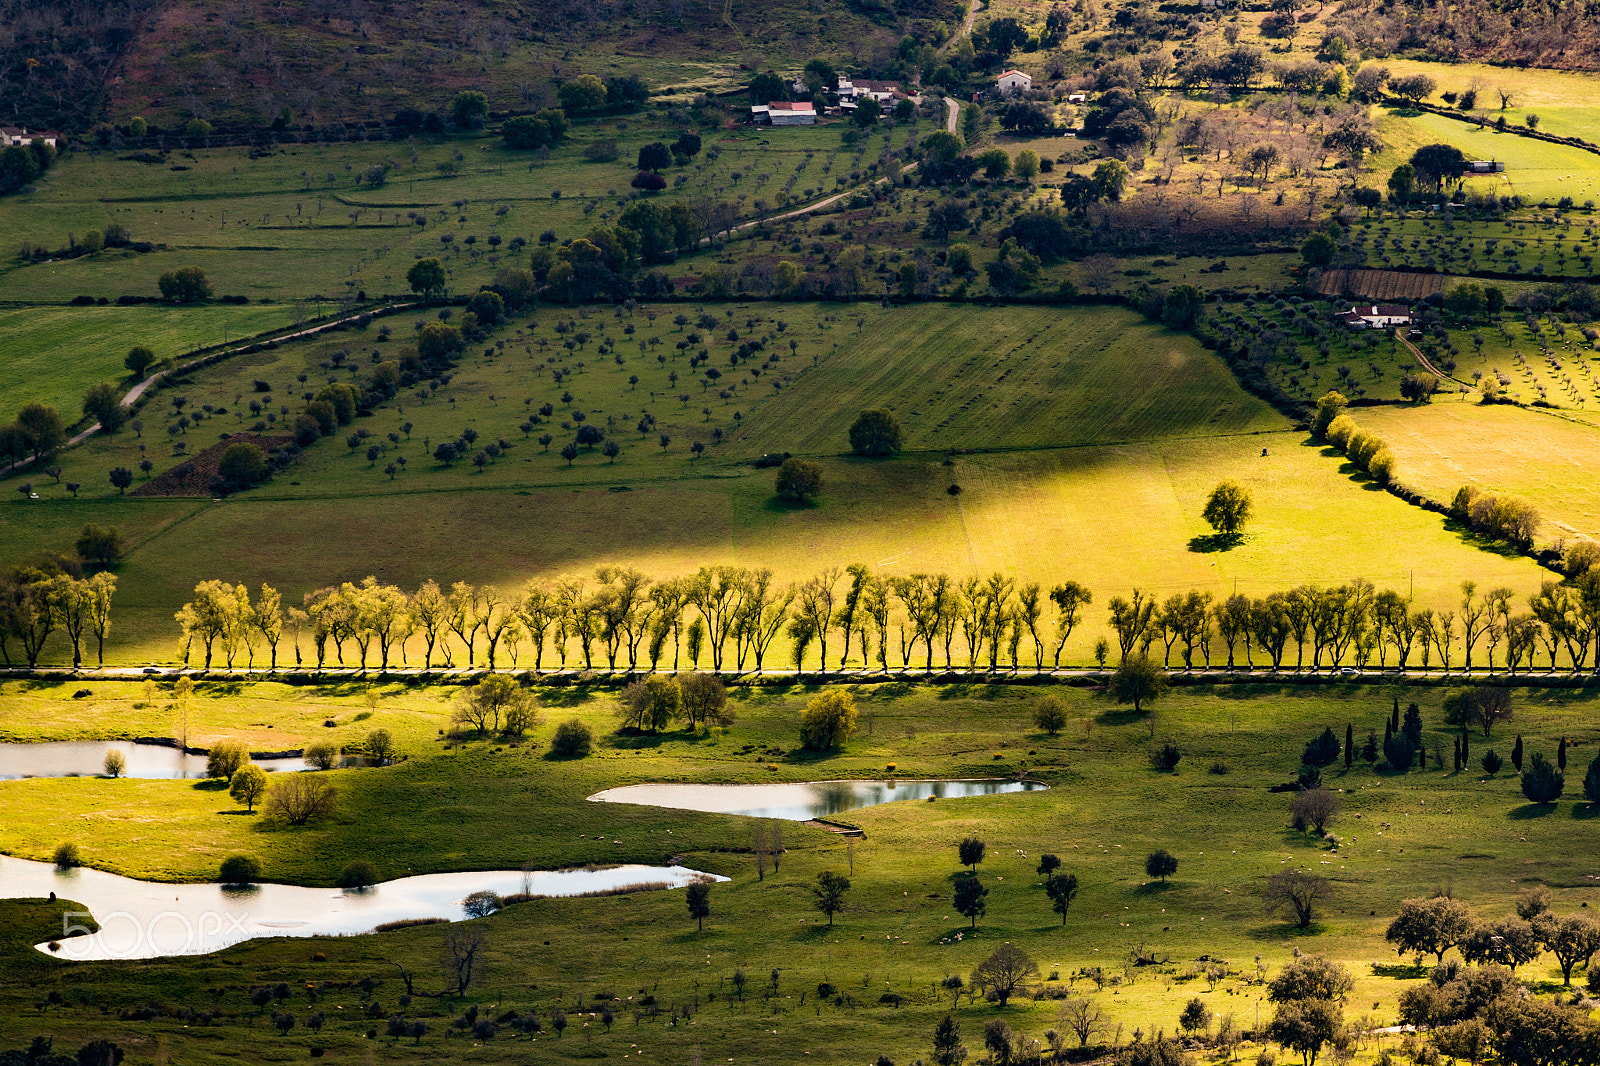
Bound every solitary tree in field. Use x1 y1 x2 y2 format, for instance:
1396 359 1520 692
813 871 851 926
958 835 986 872
1145 849 1179 883
1033 695 1069 734
972 943 1039 1006
686 881 711 931
952 872 988 928
1521 752 1564 803
229 764 269 813
1045 871 1079 924
1265 868 1332 928
407 258 447 299
848 408 903 456
775 457 824 503
125 346 155 377
1202 481 1254 540
1110 654 1167 712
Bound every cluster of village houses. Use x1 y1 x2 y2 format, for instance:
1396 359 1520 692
750 69 1040 125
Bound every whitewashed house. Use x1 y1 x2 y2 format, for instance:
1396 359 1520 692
997 70 1033 94
1335 304 1413 329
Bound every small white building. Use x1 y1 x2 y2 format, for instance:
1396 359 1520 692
1467 160 1505 173
1 127 61 148
752 101 816 126
1336 304 1413 329
997 70 1033 94
1066 92 1088 103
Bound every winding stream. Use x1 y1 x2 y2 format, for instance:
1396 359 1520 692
589 778 1047 820
0 857 721 961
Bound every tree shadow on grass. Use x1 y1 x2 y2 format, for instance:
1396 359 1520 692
538 687 598 707
762 496 822 514
936 684 1011 701
191 779 228 791
1132 880 1179 897
198 680 246 697
1188 532 1244 553
1247 920 1333 941
18 678 70 692
308 682 377 698
1371 961 1429 980
1571 803 1600 820
1508 802 1560 819
1441 518 1528 559
605 729 718 752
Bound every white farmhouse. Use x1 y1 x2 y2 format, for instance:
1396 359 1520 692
997 70 1032 94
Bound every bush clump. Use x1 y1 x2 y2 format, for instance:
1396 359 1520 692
549 718 594 758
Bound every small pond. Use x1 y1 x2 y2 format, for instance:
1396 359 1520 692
0 741 309 780
588 779 1047 821
0 856 722 962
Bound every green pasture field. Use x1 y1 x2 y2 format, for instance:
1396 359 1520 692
1347 210 1600 280
0 120 924 306
1 679 1597 1066
1377 59 1600 146
0 304 297 421
1356 402 1600 546
0 301 1556 667
1372 110 1600 207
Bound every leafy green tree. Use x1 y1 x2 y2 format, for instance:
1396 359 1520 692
952 872 988 928
559 75 608 114
407 258 447 299
1267 998 1343 1066
851 96 883 127
82 381 127 431
932 1014 967 1066
1521 751 1564 803
686 881 712 930
208 741 249 780
848 408 904 456
975 148 1011 179
1161 284 1204 328
219 854 262 885
1179 996 1212 1036
451 90 489 128
800 690 858 749
109 467 133 493
1386 895 1475 964
1110 654 1167 711
958 835 985 872
622 675 682 732
230 764 269 812
339 861 378 889
158 266 212 302
76 524 124 568
16 401 67 459
218 442 268 489
1300 231 1337 268
1202 481 1254 538
1541 913 1600 985
124 346 155 377
1033 696 1068 734
1045 871 1079 924
1584 750 1600 805
1409 143 1466 190
1145 849 1178 883
775 457 824 503
1311 390 1349 437
550 718 593 757
813 870 851 926
636 142 672 171
1090 159 1130 201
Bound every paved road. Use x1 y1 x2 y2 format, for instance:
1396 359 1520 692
1 303 416 479
6 664 1594 684
946 97 960 134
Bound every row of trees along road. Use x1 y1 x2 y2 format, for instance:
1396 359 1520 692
150 564 1600 675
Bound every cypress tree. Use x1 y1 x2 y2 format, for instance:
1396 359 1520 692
1558 736 1567 771
1384 717 1393 746
1461 731 1469 766
1402 703 1424 749
1391 698 1400 733
1512 734 1524 772
1584 751 1600 805
1345 723 1354 769
1453 737 1460 771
